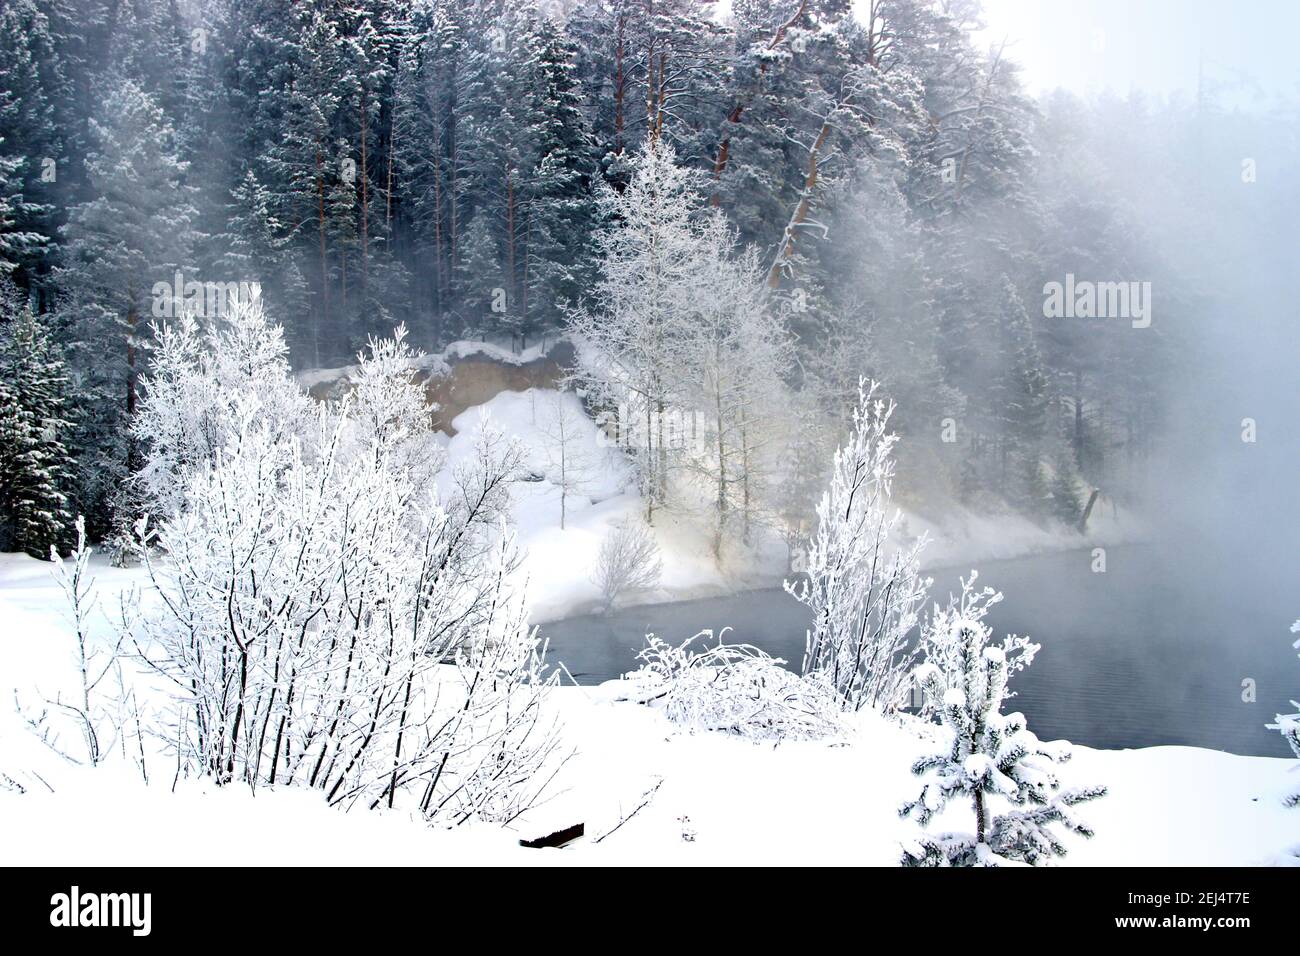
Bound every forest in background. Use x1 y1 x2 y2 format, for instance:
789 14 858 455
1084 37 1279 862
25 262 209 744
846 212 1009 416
0 0 1269 554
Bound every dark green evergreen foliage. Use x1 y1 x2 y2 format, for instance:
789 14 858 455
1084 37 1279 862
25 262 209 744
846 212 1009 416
0 281 73 556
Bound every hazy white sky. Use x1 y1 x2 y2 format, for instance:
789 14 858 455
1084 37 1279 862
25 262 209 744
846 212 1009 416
974 0 1300 107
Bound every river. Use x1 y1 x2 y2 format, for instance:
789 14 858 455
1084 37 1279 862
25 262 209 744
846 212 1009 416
538 544 1298 757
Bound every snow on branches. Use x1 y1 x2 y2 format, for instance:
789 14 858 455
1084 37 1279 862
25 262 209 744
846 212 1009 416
627 631 843 742
127 305 560 826
130 289 315 525
899 606 1105 866
785 379 931 714
592 518 662 612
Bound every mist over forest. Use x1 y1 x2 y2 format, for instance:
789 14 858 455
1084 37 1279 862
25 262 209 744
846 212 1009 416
6 0 1294 544
0 0 1297 874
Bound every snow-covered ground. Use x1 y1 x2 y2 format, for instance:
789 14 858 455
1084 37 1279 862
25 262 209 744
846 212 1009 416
1 551 1295 866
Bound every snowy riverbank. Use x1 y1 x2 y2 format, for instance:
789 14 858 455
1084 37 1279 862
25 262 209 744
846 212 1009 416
437 388 1144 624
0 551 1294 866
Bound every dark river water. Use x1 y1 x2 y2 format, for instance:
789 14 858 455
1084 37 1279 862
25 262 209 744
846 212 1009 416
538 544 1298 757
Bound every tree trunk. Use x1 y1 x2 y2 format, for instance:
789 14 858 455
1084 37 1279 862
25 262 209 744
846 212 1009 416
710 0 811 205
360 90 370 299
315 146 330 344
766 115 833 289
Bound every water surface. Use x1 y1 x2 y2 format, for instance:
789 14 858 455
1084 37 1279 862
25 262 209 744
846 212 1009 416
539 544 1297 756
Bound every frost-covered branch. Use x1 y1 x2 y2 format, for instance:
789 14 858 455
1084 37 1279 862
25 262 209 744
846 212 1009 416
592 519 662 612
627 630 843 741
785 379 931 714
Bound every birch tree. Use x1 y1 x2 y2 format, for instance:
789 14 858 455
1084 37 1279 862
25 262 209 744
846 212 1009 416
567 138 703 522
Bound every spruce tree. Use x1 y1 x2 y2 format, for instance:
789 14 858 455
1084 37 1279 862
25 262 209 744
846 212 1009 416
901 608 1106 866
0 283 73 556
518 13 599 342
57 74 197 535
0 0 62 289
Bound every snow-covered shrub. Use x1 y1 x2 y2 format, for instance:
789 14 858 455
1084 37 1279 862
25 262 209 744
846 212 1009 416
593 519 662 611
785 379 931 714
1265 620 1300 809
338 323 442 486
129 289 315 526
48 516 122 767
629 631 843 741
131 383 558 825
899 611 1105 866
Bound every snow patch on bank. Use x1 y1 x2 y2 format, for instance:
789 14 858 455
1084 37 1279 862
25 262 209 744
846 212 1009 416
441 388 787 622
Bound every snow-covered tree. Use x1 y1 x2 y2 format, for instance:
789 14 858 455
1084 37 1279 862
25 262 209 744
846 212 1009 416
785 379 931 713
593 518 662 612
900 595 1106 866
0 0 62 288
678 212 794 558
342 322 443 486
538 391 594 530
567 138 706 522
0 284 73 556
0 143 47 282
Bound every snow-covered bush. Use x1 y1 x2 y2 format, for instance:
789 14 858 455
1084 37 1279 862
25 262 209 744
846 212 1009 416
48 516 123 768
132 402 559 823
129 289 315 525
133 295 446 532
337 323 442 487
629 631 843 741
126 300 559 824
1265 620 1300 809
785 379 931 713
593 519 662 611
899 611 1105 866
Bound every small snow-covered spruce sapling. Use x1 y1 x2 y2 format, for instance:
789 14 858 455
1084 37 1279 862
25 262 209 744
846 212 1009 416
1265 620 1300 808
899 612 1106 866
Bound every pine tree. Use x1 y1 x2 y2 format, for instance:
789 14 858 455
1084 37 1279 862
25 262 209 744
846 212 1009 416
901 597 1106 866
0 282 73 556
57 73 197 535
518 13 599 343
0 0 62 289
